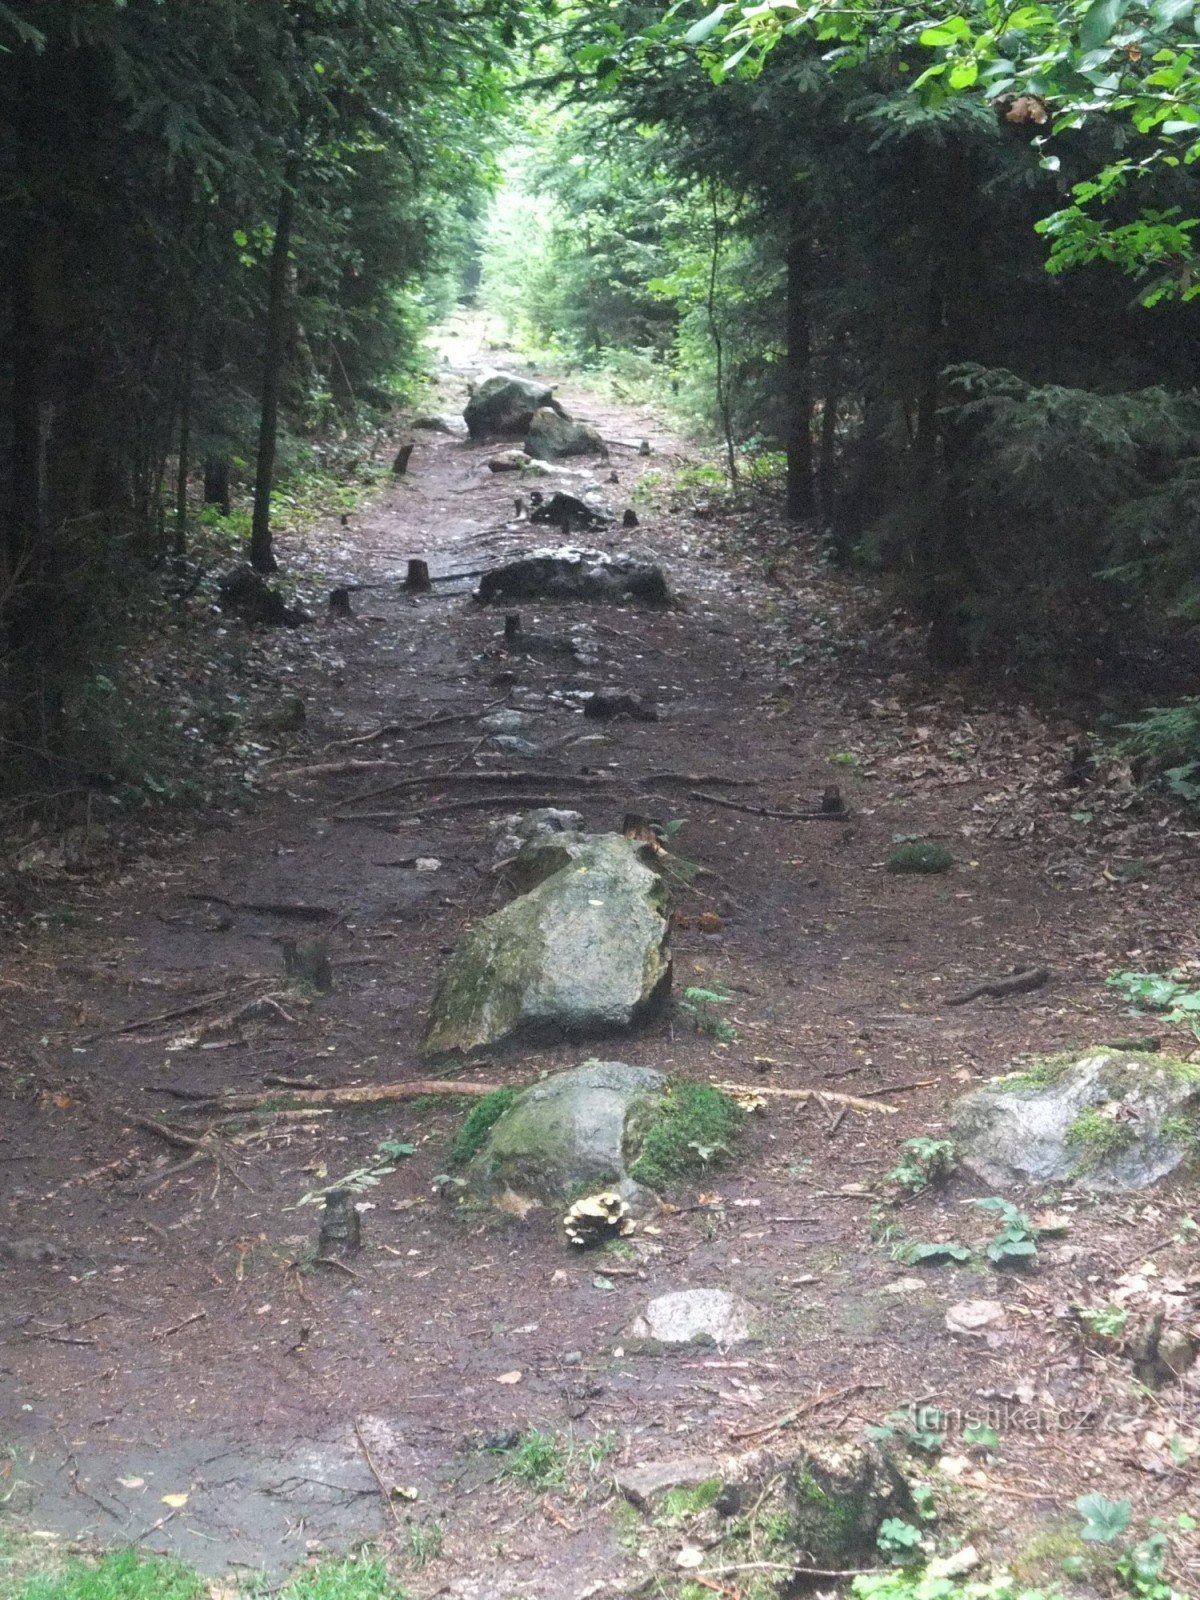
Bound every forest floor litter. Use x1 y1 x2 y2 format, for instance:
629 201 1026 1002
1 314 1198 1597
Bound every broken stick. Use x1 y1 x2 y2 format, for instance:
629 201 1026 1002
689 791 849 821
176 1079 501 1115
713 1082 897 1115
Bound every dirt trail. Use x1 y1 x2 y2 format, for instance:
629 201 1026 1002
2 314 1198 1594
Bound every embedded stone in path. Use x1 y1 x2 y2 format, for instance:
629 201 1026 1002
525 406 605 461
421 833 671 1056
626 1289 752 1346
475 546 669 607
464 373 563 440
951 1048 1200 1191
464 1060 667 1209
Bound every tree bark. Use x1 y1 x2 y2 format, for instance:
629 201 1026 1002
250 149 301 574
818 345 841 539
784 226 815 521
203 455 232 516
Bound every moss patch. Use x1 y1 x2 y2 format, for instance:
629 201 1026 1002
628 1081 744 1191
1065 1107 1136 1171
451 1088 518 1166
657 1478 723 1524
885 840 953 875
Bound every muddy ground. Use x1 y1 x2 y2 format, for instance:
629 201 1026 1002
1 314 1198 1597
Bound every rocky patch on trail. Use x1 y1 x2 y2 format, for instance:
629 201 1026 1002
525 406 605 460
464 373 564 440
952 1048 1200 1191
462 1059 666 1213
486 448 532 472
528 490 611 531
475 546 670 607
421 832 672 1055
626 1288 752 1347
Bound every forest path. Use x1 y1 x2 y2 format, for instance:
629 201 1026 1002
3 311 1198 1593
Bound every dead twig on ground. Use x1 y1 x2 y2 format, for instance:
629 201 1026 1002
713 1082 897 1115
353 1418 403 1529
175 1078 500 1115
186 896 339 922
335 767 609 812
689 791 847 821
153 1310 207 1341
728 1381 883 1444
334 792 595 826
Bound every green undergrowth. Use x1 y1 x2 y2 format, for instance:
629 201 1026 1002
450 1088 517 1165
10 1550 408 1600
629 1081 744 1191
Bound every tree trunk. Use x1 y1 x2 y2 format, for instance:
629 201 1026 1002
818 345 842 543
250 150 300 574
784 226 815 522
174 329 194 556
204 455 232 516
4 226 59 758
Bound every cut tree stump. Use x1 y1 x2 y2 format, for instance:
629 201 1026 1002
404 558 432 592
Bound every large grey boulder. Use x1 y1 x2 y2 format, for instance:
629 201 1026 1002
464 374 564 440
465 1060 667 1208
421 833 672 1056
475 546 669 607
525 407 605 461
951 1049 1200 1192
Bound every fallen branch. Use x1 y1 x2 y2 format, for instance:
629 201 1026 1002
186 895 339 922
713 1082 897 1115
336 767 609 812
176 1078 500 1115
269 759 401 783
153 1310 207 1341
325 693 513 749
946 966 1050 1007
354 1418 402 1529
728 1380 884 1443
689 791 847 821
334 793 592 826
80 989 241 1044
639 772 757 788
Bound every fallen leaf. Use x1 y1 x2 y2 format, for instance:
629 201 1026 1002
495 1370 523 1385
116 1476 145 1490
161 1492 189 1508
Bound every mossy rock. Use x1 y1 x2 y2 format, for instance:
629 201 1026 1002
886 840 954 875
785 1440 913 1565
952 1049 1200 1191
421 833 672 1056
461 1063 744 1217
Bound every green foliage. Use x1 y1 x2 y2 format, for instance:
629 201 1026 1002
886 841 955 876
1076 1494 1132 1545
450 1089 518 1166
851 1570 1058 1600
678 985 737 1042
15 1551 205 1600
866 1408 947 1456
886 1137 957 1194
1113 701 1200 803
1108 969 1200 1026
877 1517 925 1562
629 1081 744 1191
971 1197 1041 1265
1078 1303 1130 1341
247 1557 403 1600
